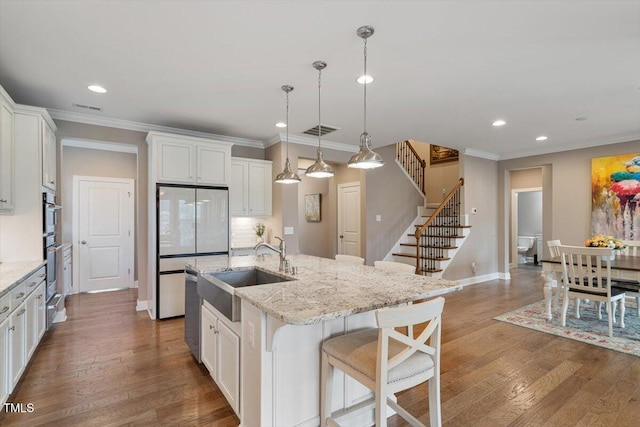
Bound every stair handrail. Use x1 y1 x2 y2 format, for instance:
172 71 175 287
414 178 464 274
396 140 426 194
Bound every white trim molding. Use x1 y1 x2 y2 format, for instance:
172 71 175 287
49 108 264 148
62 137 138 154
463 148 500 161
136 300 148 312
454 272 503 287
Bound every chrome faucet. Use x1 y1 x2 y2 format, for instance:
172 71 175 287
254 236 287 272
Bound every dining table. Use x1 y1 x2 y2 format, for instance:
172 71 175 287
541 254 640 320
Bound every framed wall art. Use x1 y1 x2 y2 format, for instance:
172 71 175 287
430 144 459 164
305 194 321 222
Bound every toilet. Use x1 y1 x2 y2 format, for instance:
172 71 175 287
517 236 536 264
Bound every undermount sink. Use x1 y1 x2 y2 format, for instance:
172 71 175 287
197 268 292 322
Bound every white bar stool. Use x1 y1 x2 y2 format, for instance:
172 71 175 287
320 297 445 427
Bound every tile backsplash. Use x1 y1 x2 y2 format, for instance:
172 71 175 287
231 217 271 248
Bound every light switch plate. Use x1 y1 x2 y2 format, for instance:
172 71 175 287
376 215 382 222
284 227 294 235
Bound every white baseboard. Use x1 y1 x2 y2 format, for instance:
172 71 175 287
498 272 511 280
132 280 139 289
456 272 503 287
136 299 148 311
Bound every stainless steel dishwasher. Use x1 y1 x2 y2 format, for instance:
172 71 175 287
184 267 201 362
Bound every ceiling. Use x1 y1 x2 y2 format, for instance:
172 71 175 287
0 1 638 160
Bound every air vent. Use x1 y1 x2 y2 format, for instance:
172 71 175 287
72 103 103 112
303 124 340 136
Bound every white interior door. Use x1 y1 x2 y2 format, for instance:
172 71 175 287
75 177 134 293
337 182 361 256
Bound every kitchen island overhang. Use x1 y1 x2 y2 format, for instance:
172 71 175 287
189 254 461 426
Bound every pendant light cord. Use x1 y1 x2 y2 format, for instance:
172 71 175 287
318 67 322 149
363 37 368 136
285 90 290 159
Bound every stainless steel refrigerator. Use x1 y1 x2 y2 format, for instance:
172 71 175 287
156 184 229 319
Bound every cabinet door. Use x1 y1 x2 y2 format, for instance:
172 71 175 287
25 291 38 360
217 320 240 414
201 306 218 378
42 121 56 191
9 303 26 391
157 141 195 183
0 96 14 211
197 145 229 185
0 317 10 406
230 161 247 216
248 162 272 216
36 283 46 341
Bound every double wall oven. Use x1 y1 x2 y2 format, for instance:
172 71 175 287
43 191 63 328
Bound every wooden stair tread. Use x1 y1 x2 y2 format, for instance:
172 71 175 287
400 243 458 249
392 253 450 262
407 234 465 239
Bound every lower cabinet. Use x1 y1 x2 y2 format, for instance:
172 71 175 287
201 302 240 416
9 302 26 391
0 317 10 406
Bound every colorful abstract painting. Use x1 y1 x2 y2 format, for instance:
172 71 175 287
591 153 640 239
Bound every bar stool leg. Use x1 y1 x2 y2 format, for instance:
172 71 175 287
320 352 333 427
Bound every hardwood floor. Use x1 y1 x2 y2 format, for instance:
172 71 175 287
1 267 638 426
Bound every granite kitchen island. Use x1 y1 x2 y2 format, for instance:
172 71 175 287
189 254 460 427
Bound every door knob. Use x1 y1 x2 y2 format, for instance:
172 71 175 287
81 240 87 244
340 235 344 239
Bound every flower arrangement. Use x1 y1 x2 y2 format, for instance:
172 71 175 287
585 234 626 250
253 222 265 237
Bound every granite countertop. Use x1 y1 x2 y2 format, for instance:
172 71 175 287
190 254 461 325
0 260 47 297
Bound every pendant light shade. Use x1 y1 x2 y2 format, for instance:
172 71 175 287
306 61 335 178
348 25 384 170
275 85 301 184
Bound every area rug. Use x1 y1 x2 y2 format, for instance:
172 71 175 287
494 300 640 357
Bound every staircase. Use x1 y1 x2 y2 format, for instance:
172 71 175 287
393 141 470 278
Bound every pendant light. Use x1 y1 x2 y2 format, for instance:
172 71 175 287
274 85 301 184
348 25 384 170
306 61 335 178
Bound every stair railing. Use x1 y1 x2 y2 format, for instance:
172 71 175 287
396 140 426 194
414 178 464 275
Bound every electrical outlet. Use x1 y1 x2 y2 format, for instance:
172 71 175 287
471 262 477 273
376 215 382 222
284 227 294 235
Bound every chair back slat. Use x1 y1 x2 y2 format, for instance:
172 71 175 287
559 245 612 297
623 240 640 256
547 240 562 257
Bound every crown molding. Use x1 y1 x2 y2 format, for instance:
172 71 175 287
61 137 138 154
13 103 57 131
48 108 265 149
497 131 640 160
463 148 500 161
265 133 359 153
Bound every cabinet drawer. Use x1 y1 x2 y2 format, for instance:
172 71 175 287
0 292 10 323
24 267 46 296
10 282 26 311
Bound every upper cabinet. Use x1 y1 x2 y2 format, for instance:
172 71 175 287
41 120 56 191
230 158 272 217
147 132 233 186
0 86 15 213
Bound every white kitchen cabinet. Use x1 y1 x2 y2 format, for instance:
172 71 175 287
148 132 232 185
201 302 240 416
41 119 56 191
0 85 15 213
0 316 10 406
9 302 26 391
230 158 272 216
201 303 218 378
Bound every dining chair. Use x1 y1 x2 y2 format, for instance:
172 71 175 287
335 254 365 265
559 245 626 337
547 239 561 258
547 240 563 307
620 240 640 316
374 260 416 274
320 297 445 427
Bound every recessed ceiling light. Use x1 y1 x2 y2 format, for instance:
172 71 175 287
87 85 107 93
275 122 287 128
492 120 506 127
574 116 588 121
357 75 374 84
536 136 548 141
